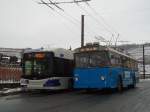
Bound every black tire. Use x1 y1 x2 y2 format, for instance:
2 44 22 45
117 75 123 93
131 76 136 88
85 89 94 93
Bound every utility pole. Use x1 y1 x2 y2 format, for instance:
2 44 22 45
143 44 146 79
114 33 120 50
81 15 84 47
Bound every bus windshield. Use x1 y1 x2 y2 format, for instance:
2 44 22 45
24 59 50 76
75 51 110 68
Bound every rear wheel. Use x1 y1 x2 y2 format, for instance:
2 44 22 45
131 76 136 88
117 76 123 93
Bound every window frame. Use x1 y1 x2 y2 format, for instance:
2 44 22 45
74 51 111 68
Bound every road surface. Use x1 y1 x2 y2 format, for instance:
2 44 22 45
0 80 150 112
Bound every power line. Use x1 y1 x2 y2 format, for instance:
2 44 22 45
59 7 107 41
59 6 105 39
48 0 64 11
73 4 113 42
38 0 91 11
38 0 91 5
42 1 80 27
38 1 81 38
84 3 127 46
39 1 100 45
39 0 118 44
85 3 118 35
76 3 115 35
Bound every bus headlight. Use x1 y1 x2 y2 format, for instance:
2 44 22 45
74 77 79 81
100 76 105 81
20 79 29 85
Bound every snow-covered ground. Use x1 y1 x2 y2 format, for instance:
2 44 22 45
0 79 149 96
140 79 150 82
0 80 20 84
0 88 22 95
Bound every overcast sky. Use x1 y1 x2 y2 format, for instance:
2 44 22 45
0 0 150 49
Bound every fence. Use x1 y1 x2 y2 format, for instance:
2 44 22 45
140 74 150 79
0 65 22 89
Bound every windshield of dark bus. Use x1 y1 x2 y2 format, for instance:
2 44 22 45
23 52 53 76
75 51 110 68
24 59 50 76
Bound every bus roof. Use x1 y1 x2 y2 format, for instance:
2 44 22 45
106 47 137 62
24 48 74 60
75 44 138 62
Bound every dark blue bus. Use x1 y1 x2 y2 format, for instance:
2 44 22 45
73 43 139 92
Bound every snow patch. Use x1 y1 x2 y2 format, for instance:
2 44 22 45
140 79 150 82
0 88 22 95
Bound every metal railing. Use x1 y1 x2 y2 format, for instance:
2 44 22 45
0 66 22 89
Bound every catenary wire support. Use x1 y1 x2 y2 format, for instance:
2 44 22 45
81 15 84 47
143 44 145 79
38 0 91 11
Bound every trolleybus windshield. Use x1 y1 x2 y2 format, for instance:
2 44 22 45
75 51 110 68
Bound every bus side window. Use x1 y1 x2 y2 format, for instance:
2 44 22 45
110 55 116 66
122 57 126 67
110 54 121 67
131 60 134 70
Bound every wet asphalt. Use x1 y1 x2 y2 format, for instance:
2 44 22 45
0 80 150 112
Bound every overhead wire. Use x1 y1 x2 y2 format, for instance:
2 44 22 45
79 2 124 46
58 3 105 38
85 2 118 35
40 0 80 27
38 0 81 38
72 3 112 44
39 0 100 46
56 3 105 40
85 2 133 47
76 3 115 35
39 0 112 45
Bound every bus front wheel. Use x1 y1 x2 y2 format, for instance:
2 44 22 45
131 76 136 88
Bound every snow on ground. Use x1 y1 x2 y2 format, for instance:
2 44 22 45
140 79 150 82
0 78 150 95
0 88 22 95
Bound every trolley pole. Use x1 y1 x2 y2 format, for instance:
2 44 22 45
143 44 146 79
81 15 84 47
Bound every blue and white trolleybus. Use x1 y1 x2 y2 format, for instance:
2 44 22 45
73 43 139 91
